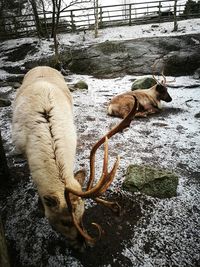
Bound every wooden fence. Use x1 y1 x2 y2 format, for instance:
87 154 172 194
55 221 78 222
0 0 199 40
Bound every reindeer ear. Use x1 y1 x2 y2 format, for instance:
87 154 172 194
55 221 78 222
156 84 165 93
74 169 86 186
43 194 60 208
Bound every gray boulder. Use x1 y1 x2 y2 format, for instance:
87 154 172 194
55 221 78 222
123 164 179 198
62 34 200 78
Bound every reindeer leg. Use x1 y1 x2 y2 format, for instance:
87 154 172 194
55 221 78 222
138 104 159 117
135 111 148 118
147 107 160 114
37 196 45 217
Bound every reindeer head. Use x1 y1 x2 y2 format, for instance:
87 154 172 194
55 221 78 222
153 70 172 103
42 171 86 249
41 100 138 250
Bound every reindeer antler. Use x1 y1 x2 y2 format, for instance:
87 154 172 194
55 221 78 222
152 61 175 86
65 137 119 199
65 96 138 243
64 137 119 243
87 96 138 191
64 188 102 243
152 60 166 85
152 60 160 84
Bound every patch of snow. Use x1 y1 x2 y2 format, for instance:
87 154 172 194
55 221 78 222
58 18 200 47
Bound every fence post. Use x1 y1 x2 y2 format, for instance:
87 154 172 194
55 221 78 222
99 7 103 28
13 17 18 37
70 10 76 32
158 1 161 23
94 0 99 38
129 4 132 26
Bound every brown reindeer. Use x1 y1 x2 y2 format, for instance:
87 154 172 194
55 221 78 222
107 74 172 119
12 66 138 250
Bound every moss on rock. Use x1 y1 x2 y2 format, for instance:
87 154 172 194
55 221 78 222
131 77 156 91
123 164 179 198
74 80 88 90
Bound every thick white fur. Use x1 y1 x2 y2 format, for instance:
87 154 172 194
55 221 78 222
12 66 83 227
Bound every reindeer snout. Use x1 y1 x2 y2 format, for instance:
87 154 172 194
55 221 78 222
69 233 87 251
163 92 172 103
165 94 172 102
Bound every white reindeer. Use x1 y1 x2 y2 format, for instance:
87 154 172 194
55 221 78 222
12 66 137 249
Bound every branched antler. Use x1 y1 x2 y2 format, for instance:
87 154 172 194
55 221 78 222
152 61 175 85
64 96 138 243
87 96 138 191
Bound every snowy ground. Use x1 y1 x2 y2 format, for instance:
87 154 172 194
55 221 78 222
0 73 200 266
59 18 200 45
0 18 200 267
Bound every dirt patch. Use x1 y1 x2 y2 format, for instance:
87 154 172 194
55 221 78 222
71 194 146 267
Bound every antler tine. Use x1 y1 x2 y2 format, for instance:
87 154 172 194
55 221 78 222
161 71 176 85
161 70 167 85
167 78 176 83
65 138 115 198
152 60 159 83
96 155 120 195
93 156 120 215
95 197 121 215
64 189 102 243
152 73 159 84
65 156 119 199
102 136 108 177
87 96 138 191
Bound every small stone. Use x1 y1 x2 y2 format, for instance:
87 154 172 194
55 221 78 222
131 77 156 91
193 67 200 79
74 80 88 90
194 112 200 118
0 98 11 107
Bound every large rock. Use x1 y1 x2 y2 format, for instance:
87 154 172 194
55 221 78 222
2 34 200 79
123 164 179 198
60 33 200 78
131 77 156 90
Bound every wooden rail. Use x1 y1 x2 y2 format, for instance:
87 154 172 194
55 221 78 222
0 0 199 40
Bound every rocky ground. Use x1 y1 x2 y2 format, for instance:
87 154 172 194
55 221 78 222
0 31 200 79
0 27 200 266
